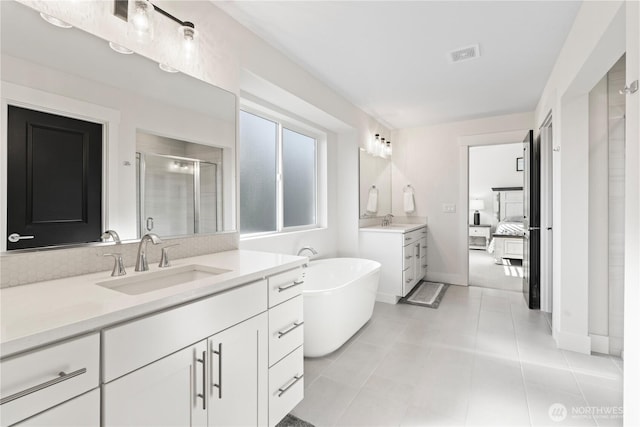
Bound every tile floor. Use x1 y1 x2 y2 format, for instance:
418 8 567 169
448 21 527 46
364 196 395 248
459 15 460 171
469 250 523 292
292 286 623 427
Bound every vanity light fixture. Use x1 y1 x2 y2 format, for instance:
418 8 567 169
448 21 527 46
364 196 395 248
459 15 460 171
365 133 391 159
109 41 134 55
124 0 198 55
39 12 72 29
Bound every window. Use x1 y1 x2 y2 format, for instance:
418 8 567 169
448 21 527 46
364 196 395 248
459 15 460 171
239 110 318 235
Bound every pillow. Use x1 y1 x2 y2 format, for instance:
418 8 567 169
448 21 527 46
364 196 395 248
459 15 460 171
503 216 524 223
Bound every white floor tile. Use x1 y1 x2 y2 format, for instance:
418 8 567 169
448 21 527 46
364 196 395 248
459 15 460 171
321 341 389 388
337 387 410 427
293 287 623 427
291 376 359 426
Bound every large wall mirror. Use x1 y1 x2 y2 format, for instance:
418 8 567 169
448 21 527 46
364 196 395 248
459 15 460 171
359 150 391 218
0 1 237 251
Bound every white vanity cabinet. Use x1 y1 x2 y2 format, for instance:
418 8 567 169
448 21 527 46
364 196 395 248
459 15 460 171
359 225 427 302
266 268 305 427
103 314 268 427
0 333 100 427
103 339 209 427
102 279 269 427
207 313 268 427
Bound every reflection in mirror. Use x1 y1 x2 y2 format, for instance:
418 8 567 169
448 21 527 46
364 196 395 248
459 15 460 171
359 150 392 218
1 1 237 251
136 132 223 238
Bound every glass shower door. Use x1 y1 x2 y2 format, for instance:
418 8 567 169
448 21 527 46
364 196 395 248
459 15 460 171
139 153 196 237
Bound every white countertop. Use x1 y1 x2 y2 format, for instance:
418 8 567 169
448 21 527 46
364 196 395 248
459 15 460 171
359 223 427 233
0 250 306 358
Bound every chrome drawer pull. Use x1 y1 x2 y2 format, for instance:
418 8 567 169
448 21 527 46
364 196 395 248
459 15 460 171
0 368 86 405
421 245 427 249
406 278 413 283
404 255 412 260
404 237 411 241
277 374 303 397
421 230 427 234
278 280 304 292
278 321 304 339
422 264 428 268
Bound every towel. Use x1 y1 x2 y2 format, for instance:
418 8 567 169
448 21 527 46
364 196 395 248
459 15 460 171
366 187 378 213
404 189 415 214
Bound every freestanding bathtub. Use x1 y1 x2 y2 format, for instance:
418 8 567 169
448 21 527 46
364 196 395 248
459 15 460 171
302 258 381 357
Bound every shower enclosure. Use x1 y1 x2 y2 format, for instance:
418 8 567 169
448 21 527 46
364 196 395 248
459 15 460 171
136 152 221 238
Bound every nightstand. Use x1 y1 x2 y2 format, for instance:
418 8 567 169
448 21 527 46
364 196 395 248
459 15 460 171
469 224 491 250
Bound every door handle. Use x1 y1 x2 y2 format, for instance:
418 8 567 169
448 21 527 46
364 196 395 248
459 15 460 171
8 233 35 243
196 351 206 410
547 227 553 230
528 227 540 231
211 343 222 399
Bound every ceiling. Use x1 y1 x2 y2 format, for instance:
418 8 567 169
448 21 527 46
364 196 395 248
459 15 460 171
214 1 582 129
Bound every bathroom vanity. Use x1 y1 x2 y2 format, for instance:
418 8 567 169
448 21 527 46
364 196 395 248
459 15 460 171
359 224 427 303
0 250 305 427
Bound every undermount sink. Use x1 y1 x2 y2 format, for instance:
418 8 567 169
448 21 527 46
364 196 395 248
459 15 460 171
97 264 231 295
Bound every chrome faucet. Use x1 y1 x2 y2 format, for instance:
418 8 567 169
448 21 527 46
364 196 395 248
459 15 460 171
297 246 318 257
101 230 121 244
135 233 162 272
381 214 394 226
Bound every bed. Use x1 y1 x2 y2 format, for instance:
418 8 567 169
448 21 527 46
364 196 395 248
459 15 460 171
487 187 524 264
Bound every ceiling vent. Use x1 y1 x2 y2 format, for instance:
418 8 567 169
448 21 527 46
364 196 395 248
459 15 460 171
449 45 480 63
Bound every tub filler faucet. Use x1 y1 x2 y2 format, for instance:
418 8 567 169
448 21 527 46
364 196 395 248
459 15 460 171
297 246 318 267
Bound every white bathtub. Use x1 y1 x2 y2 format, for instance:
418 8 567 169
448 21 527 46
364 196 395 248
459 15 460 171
302 258 381 357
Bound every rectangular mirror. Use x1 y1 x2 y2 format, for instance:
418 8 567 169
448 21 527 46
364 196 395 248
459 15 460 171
1 1 237 250
359 149 391 218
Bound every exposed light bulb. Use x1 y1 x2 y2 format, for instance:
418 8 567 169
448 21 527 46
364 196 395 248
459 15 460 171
179 22 198 60
128 0 154 44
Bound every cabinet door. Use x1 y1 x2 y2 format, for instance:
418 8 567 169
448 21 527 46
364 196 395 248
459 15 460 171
103 341 207 427
208 313 268 427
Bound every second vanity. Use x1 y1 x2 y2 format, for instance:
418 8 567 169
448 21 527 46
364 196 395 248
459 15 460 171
0 250 306 427
359 223 428 303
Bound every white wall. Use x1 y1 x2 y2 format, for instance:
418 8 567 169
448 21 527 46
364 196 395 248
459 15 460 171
391 112 533 285
534 0 626 355
469 143 523 229
533 0 640 419
624 2 640 422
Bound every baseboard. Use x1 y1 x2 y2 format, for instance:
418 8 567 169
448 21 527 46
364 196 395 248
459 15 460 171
375 293 400 304
589 334 610 354
555 329 591 354
425 272 465 286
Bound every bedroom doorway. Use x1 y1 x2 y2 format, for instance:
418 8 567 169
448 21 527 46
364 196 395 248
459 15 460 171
468 143 525 291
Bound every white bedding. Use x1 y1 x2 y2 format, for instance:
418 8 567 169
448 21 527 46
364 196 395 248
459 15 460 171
487 219 524 254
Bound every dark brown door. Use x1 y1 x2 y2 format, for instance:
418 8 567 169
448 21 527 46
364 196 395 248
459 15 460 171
523 129 541 309
7 105 103 250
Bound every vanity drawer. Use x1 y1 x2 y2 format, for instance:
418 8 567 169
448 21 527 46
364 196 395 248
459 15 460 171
269 295 303 366
102 279 267 382
268 267 304 308
403 228 424 246
269 346 304 427
0 334 100 427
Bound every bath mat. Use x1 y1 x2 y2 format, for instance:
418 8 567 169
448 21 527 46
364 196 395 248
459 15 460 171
401 281 449 308
276 413 315 427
